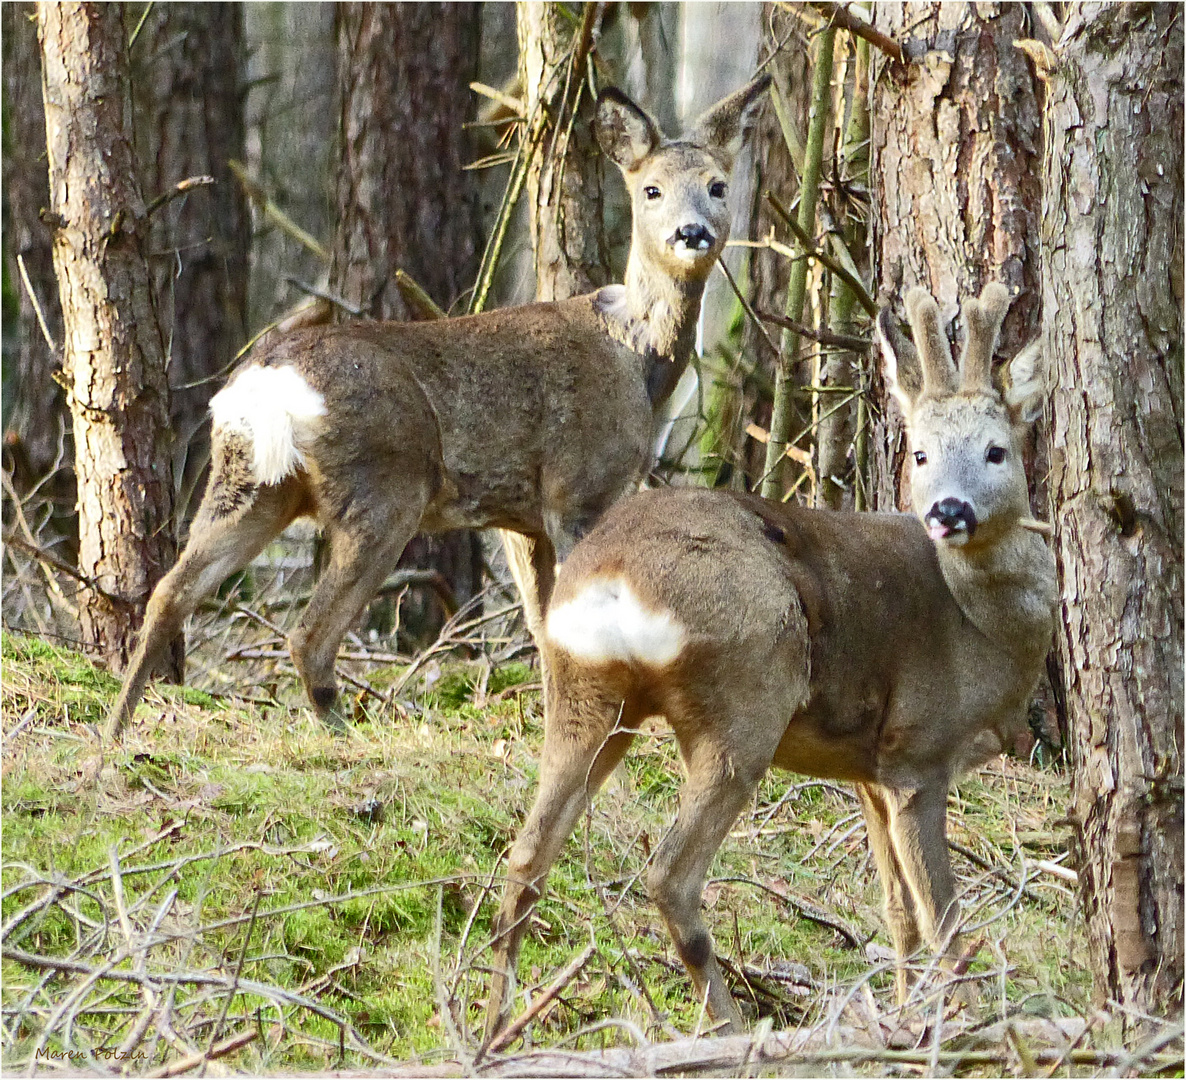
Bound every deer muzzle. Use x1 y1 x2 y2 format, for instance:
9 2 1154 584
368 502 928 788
668 222 715 253
925 497 977 542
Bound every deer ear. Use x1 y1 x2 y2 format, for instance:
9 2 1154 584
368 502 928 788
689 73 772 167
595 87 661 172
1005 339 1047 424
878 306 923 415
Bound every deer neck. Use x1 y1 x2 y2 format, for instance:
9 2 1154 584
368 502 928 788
594 250 706 407
935 527 1056 668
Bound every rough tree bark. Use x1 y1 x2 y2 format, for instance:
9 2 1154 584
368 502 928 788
37 1 181 677
1041 1 1183 1020
868 2 1042 510
330 2 484 645
133 3 250 518
2 2 69 503
517 1 614 301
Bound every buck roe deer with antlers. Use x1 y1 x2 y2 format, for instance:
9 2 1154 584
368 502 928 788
107 76 771 737
483 283 1058 1038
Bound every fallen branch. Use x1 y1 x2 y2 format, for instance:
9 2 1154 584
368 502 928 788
484 943 596 1054
712 876 866 949
146 1029 257 1078
317 1018 1179 1077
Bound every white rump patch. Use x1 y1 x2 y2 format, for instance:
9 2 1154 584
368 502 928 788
545 578 686 667
209 365 326 485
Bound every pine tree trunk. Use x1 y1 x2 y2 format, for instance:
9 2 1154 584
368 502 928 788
133 3 250 519
517 1 613 301
1042 1 1184 1021
330 1 484 645
37 1 180 677
868 2 1042 510
2 2 70 511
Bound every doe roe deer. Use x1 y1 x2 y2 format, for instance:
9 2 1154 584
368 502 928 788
107 75 771 736
483 282 1057 1037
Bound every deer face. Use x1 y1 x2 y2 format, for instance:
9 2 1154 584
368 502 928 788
595 77 770 283
624 143 732 279
879 285 1046 549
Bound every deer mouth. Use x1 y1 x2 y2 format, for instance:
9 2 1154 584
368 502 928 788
925 499 977 542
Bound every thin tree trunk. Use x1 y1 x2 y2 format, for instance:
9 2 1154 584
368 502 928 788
762 24 835 499
1042 1 1183 1022
817 36 869 511
133 3 250 522
868 2 1042 510
243 3 337 327
517 1 613 301
38 1 180 678
2 2 70 517
330 2 484 646
728 3 808 494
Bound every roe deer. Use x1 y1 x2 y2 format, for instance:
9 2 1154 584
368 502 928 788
107 76 770 737
483 283 1057 1037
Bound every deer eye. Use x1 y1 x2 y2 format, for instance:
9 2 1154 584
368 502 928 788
644 185 662 201
986 446 1007 464
709 180 727 199
914 451 928 466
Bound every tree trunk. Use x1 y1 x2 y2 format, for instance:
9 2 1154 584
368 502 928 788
243 3 337 328
1042 1 1183 1021
133 3 250 520
330 1 484 646
2 2 70 517
868 2 1042 510
517 1 614 301
37 1 180 677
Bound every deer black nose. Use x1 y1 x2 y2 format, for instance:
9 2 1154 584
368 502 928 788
926 497 978 539
669 223 714 250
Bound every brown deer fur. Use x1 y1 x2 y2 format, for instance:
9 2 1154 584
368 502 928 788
107 77 770 736
484 283 1057 1037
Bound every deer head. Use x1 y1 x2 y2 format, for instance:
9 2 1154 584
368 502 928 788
595 75 770 285
879 283 1046 549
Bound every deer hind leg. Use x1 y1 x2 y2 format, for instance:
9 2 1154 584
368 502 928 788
106 474 304 739
856 783 923 1002
646 743 760 1034
484 684 638 1044
288 490 428 732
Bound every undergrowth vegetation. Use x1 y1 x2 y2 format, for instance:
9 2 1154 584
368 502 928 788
1 631 1164 1076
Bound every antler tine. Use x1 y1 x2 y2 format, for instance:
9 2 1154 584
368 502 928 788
959 282 1012 391
904 287 958 396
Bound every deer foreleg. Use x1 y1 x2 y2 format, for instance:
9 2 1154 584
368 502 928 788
499 530 556 643
856 782 923 1002
885 781 961 980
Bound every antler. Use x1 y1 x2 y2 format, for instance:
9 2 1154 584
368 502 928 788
959 282 1012 391
904 287 958 397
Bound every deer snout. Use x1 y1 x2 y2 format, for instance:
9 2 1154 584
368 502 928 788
668 222 715 253
925 497 978 542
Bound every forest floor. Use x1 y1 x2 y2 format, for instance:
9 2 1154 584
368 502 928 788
1 631 1178 1077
